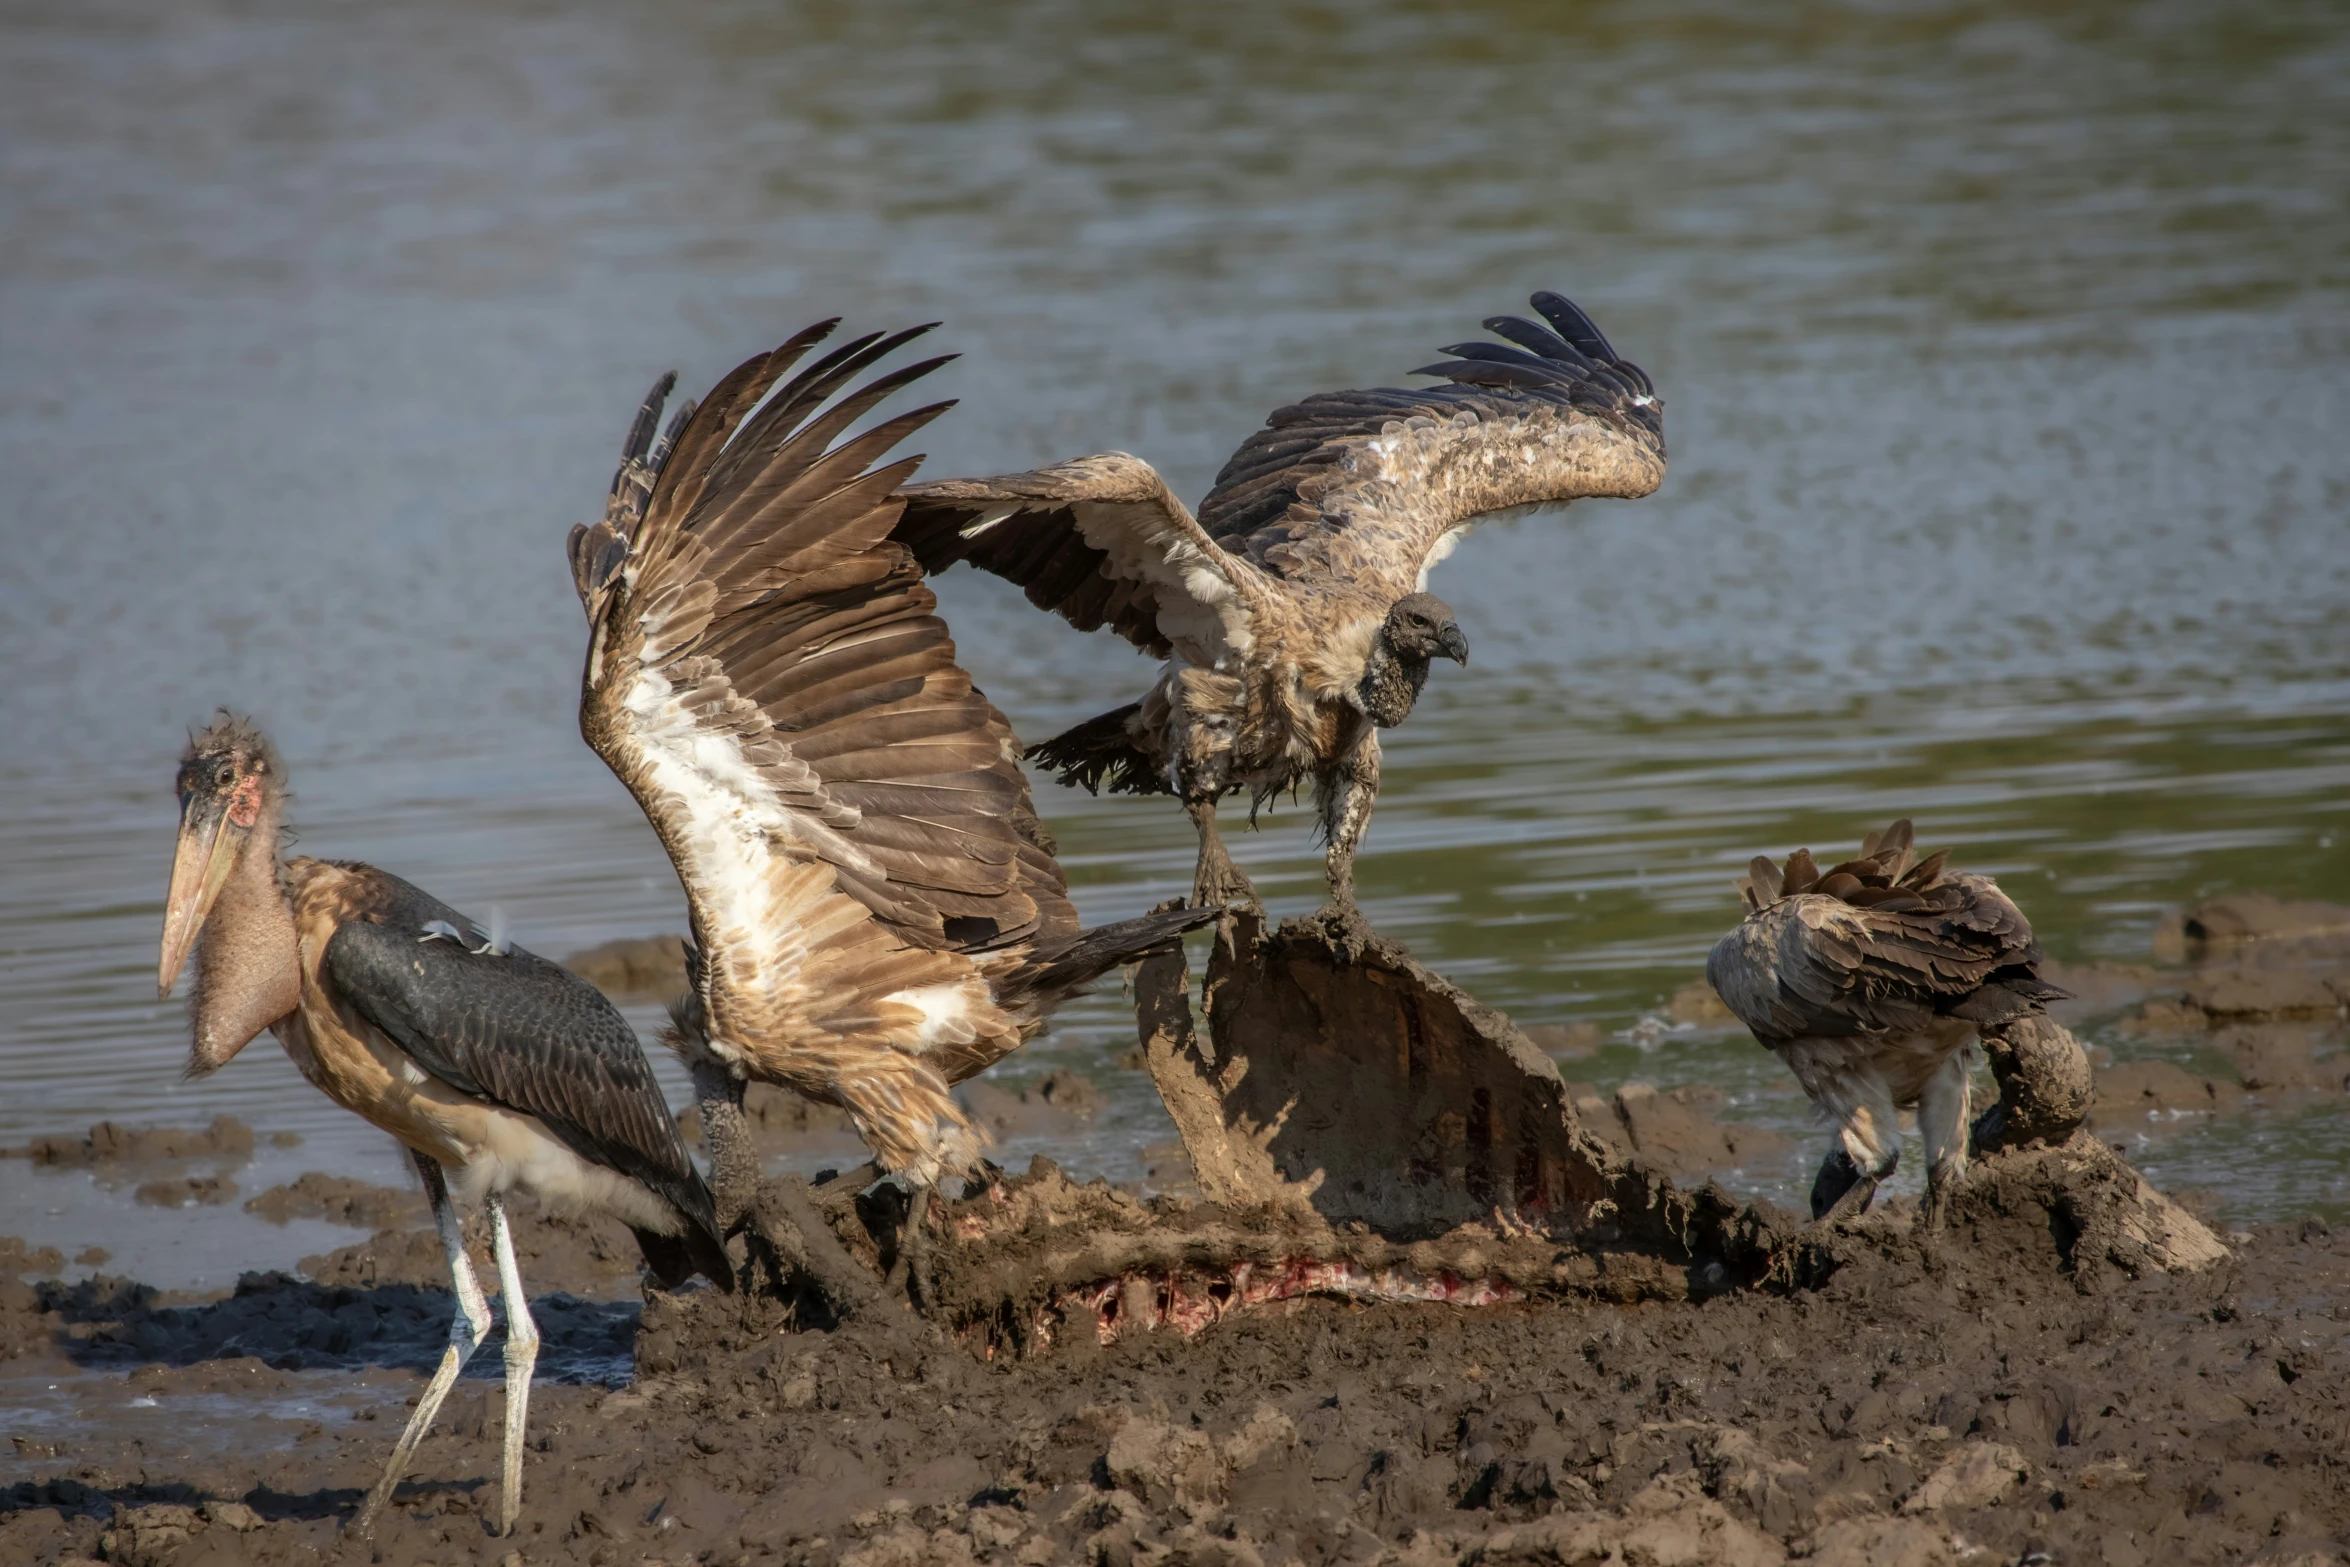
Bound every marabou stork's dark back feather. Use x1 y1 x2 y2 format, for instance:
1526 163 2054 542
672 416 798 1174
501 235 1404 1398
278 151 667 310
319 870 729 1284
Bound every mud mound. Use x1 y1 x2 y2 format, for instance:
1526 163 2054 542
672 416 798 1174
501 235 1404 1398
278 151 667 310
710 913 2215 1358
598 1209 2343 1567
562 931 690 1002
6 1210 2345 1564
242 1172 424 1229
295 1188 660 1298
1568 1082 1794 1179
4 1115 258 1167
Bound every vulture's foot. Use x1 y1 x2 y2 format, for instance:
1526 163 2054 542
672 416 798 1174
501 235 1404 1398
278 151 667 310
1813 1175 1881 1227
1917 1163 1965 1238
1310 897 1377 964
1809 1145 1892 1225
1191 846 1258 911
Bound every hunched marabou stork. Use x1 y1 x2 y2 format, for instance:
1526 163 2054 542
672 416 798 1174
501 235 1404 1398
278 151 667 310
1706 820 2067 1224
157 716 731 1538
567 319 1217 1233
888 292 1666 916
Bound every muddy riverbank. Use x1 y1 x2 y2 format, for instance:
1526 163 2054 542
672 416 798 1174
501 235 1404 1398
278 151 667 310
2 1169 2343 1567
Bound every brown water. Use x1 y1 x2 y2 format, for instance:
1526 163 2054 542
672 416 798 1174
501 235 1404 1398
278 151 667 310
3 0 2347 1282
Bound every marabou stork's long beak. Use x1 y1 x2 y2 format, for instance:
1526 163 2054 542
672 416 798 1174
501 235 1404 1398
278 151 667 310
1438 621 1471 667
158 780 257 996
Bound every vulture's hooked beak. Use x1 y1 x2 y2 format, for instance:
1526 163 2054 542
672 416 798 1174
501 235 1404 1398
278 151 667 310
158 777 260 996
1438 622 1470 667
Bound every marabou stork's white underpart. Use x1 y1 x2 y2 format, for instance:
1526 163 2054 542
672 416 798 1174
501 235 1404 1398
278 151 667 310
567 321 1219 1230
157 716 731 1538
889 291 1668 915
1706 820 2068 1224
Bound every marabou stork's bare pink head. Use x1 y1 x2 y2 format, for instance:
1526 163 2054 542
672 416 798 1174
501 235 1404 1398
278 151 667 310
158 714 284 1031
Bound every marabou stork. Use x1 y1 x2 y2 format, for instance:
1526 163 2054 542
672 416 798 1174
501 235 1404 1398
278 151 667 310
888 291 1667 915
157 715 731 1537
1706 820 2067 1224
567 320 1219 1234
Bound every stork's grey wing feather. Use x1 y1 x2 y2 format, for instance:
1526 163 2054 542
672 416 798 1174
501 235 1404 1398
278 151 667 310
1196 291 1666 602
892 453 1264 669
319 879 714 1238
1707 875 2049 1044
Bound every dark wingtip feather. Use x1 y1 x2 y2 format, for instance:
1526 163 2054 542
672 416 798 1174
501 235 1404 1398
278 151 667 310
1482 313 1581 363
622 372 678 463
1529 291 1620 362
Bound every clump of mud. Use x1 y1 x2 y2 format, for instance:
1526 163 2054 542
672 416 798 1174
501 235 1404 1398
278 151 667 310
564 932 691 1003
4 1116 261 1167
242 1173 425 1230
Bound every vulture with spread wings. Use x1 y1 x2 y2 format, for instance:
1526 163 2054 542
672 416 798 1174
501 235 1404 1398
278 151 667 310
891 292 1666 914
569 321 1215 1221
1707 820 2068 1225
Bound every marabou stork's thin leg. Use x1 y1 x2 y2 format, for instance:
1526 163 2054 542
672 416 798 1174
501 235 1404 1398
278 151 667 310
353 1152 492 1538
486 1194 540 1537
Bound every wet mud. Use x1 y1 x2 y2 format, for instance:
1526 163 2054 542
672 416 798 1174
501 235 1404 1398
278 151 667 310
2 1167 2342 1567
2 907 2341 1564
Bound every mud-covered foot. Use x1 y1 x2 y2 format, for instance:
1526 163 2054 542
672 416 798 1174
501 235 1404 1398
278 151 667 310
1311 896 1376 963
1813 1176 1880 1227
1917 1167 1963 1237
1192 848 1258 910
1810 1147 1888 1225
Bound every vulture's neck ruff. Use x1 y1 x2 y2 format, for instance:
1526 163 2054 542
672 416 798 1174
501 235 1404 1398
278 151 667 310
1356 636 1436 729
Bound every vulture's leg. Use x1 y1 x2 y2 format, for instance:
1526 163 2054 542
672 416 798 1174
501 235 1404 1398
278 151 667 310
487 1194 540 1537
1915 1049 1973 1231
352 1152 492 1538
690 1056 757 1234
1185 796 1255 909
1313 734 1381 917
1812 1066 1900 1223
1169 676 1253 908
1810 1147 1865 1219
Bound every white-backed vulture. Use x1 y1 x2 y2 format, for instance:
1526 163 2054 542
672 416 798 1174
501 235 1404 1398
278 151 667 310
1706 820 2068 1224
567 320 1216 1223
890 292 1666 915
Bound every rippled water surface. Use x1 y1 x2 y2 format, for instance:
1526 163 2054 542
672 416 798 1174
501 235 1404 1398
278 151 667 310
4 0 2346 1269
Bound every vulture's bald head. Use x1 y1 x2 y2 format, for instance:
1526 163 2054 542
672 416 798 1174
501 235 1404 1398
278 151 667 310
1381 593 1469 668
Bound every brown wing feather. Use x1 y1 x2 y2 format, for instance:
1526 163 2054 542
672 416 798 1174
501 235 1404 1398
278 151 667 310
575 326 1084 1176
1707 872 2053 1045
890 453 1263 668
1195 292 1665 601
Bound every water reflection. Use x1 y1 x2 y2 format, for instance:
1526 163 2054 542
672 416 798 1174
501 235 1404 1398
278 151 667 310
1 0 2344 1230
